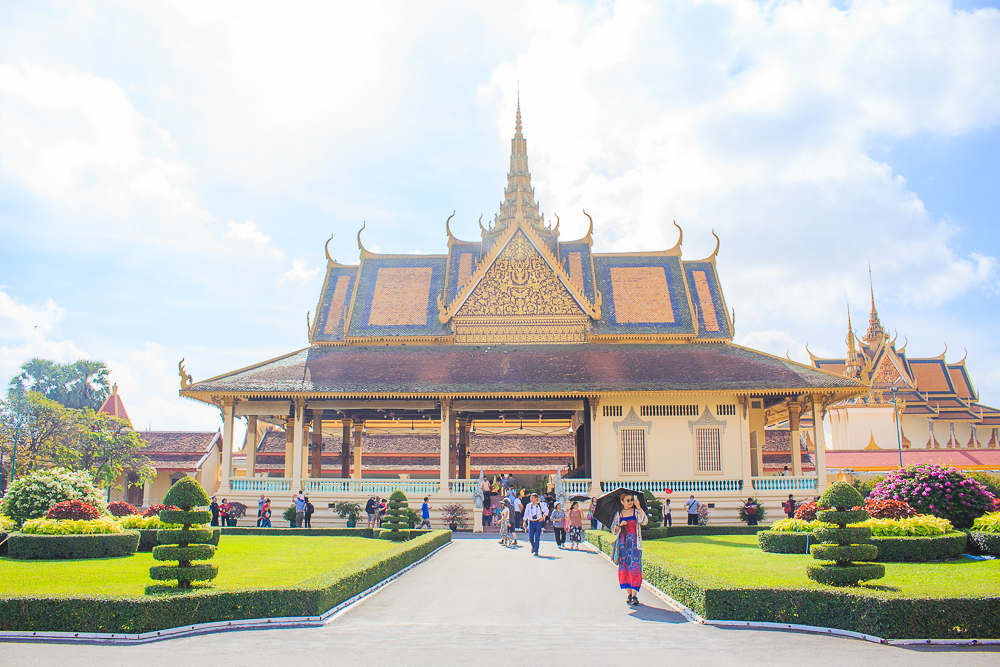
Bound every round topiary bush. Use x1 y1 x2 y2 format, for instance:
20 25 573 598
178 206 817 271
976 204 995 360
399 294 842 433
806 481 885 586
148 477 217 591
870 463 995 529
108 501 139 517
46 499 101 521
0 468 107 525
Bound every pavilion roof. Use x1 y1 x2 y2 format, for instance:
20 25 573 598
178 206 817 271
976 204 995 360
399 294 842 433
183 342 862 400
826 448 1000 471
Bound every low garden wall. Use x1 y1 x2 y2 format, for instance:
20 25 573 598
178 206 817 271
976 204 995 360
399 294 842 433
588 530 1000 639
0 530 451 634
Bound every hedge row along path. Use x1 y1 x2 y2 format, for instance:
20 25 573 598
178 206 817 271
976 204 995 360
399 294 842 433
1 534 994 666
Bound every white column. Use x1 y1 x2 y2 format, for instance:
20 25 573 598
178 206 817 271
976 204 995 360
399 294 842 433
142 480 153 507
219 397 236 493
292 398 305 493
589 398 602 498
812 394 828 493
246 415 258 478
439 399 450 493
739 398 752 493
788 401 802 477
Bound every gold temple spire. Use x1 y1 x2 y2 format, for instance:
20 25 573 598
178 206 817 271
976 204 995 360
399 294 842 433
865 265 886 343
493 98 544 234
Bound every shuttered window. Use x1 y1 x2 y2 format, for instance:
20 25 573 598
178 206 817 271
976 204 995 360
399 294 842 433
696 427 722 473
620 428 646 474
641 405 698 417
716 404 736 416
603 405 623 417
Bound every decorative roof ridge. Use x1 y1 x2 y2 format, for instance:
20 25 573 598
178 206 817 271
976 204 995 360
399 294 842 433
181 348 309 393
727 342 868 387
445 211 481 248
324 234 360 268
688 230 720 265
560 210 595 247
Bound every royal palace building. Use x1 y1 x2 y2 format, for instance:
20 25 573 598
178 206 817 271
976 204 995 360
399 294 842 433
177 104 865 525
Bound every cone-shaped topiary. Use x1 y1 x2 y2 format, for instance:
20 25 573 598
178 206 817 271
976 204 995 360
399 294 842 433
806 481 885 586
148 476 218 591
381 490 410 540
643 490 663 529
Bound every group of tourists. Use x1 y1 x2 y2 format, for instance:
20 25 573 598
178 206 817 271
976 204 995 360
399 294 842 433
256 495 273 527
496 492 587 555
209 496 237 527
365 496 388 528
292 491 315 527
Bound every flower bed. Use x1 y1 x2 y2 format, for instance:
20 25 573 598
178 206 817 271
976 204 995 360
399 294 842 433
871 464 995 529
7 531 140 560
21 516 123 535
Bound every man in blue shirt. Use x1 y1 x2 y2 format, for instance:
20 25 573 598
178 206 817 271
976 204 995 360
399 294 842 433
524 493 548 556
418 496 431 529
295 491 306 528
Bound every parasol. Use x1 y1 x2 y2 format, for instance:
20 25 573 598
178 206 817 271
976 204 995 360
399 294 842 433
591 487 648 528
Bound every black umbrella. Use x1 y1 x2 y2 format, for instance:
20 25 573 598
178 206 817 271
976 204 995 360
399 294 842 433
592 488 648 528
569 494 590 502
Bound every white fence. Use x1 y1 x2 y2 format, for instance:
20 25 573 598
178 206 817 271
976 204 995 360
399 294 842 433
601 479 743 493
231 478 291 493
751 476 818 491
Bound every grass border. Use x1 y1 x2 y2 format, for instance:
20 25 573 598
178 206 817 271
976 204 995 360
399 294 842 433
587 531 1000 640
0 530 451 636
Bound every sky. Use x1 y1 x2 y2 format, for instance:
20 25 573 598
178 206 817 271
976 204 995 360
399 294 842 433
0 0 999 436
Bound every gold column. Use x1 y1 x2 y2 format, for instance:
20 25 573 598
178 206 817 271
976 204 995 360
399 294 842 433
812 394 828 492
311 414 324 479
353 420 364 480
245 415 258 478
788 400 802 477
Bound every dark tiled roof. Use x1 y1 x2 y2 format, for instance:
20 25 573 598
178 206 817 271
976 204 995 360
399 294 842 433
312 265 359 342
445 241 483 304
683 261 732 340
557 242 597 304
590 255 695 336
346 256 450 339
188 343 860 396
139 431 219 454
147 453 208 470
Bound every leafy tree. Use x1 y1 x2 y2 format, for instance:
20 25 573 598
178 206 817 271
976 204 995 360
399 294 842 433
9 358 110 410
0 391 80 479
74 409 155 494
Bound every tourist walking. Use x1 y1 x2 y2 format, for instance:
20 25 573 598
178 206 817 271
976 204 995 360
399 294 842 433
304 496 315 528
257 494 266 527
294 490 306 528
685 494 700 526
210 496 220 527
513 495 524 530
498 502 516 546
523 493 548 556
784 494 797 519
261 499 272 527
611 492 648 606
418 497 432 529
550 502 567 548
663 498 672 527
567 501 584 549
743 497 759 526
366 496 377 528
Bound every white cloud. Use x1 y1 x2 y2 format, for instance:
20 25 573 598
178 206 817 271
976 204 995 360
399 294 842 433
281 258 322 284
0 288 88 385
226 220 285 259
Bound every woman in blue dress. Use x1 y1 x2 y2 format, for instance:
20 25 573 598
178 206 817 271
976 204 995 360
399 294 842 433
610 492 648 606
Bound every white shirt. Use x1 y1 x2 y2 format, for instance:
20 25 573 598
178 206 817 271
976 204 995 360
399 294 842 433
514 498 523 512
523 502 547 523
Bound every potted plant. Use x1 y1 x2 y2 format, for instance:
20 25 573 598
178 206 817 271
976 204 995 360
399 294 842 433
440 503 469 531
283 505 297 527
331 501 362 528
405 507 420 529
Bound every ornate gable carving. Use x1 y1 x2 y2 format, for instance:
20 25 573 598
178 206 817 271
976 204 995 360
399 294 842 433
456 230 582 318
613 407 652 436
687 407 727 433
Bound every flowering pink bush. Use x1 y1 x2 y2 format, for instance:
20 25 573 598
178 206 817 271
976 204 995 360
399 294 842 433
871 463 995 529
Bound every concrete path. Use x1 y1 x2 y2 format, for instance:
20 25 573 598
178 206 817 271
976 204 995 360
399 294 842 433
2 533 997 666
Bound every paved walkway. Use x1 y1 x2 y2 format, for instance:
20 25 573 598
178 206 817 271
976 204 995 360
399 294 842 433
2 534 997 666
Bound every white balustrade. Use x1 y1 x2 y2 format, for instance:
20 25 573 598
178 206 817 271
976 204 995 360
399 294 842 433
302 479 442 495
448 480 478 494
601 479 743 493
561 479 593 495
751 476 818 492
230 478 291 493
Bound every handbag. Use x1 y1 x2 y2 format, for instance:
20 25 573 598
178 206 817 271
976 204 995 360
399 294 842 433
611 540 621 565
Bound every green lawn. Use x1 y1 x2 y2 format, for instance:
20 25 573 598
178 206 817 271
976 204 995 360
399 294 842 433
642 535 1000 598
0 536 397 598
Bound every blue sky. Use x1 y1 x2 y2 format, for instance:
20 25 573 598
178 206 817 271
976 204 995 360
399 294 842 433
0 0 998 433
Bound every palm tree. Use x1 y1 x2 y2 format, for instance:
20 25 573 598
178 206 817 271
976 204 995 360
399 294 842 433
63 360 111 410
10 358 61 398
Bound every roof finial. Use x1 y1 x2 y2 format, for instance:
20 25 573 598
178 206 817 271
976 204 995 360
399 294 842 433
515 88 522 138
864 263 886 343
869 262 875 312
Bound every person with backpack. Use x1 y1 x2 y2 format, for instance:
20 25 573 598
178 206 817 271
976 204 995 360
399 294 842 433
304 496 315 528
685 495 700 526
743 498 759 526
784 494 797 519
261 499 272 528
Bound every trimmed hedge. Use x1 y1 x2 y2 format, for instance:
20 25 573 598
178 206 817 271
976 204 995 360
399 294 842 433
137 527 220 552
968 531 1000 556
869 533 966 562
587 530 1000 639
811 543 878 563
758 530 812 554
0 531 7 556
149 564 219 582
7 531 140 560
378 529 431 541
158 510 212 526
0 530 451 634
806 562 885 586
220 527 375 538
152 544 216 561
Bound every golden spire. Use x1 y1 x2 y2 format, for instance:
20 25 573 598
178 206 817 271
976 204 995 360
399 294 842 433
493 97 544 233
864 264 886 343
845 304 861 379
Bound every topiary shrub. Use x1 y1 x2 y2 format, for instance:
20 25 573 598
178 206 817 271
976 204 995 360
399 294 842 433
380 490 409 540
870 464 994 529
793 501 819 521
148 477 217 591
46 499 100 521
758 530 813 554
143 504 179 518
643 490 663 529
806 481 885 586
858 498 917 520
108 501 139 517
0 468 107 525
8 531 140 559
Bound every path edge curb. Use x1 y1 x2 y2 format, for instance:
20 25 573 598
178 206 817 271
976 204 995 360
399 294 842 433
0 541 453 645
